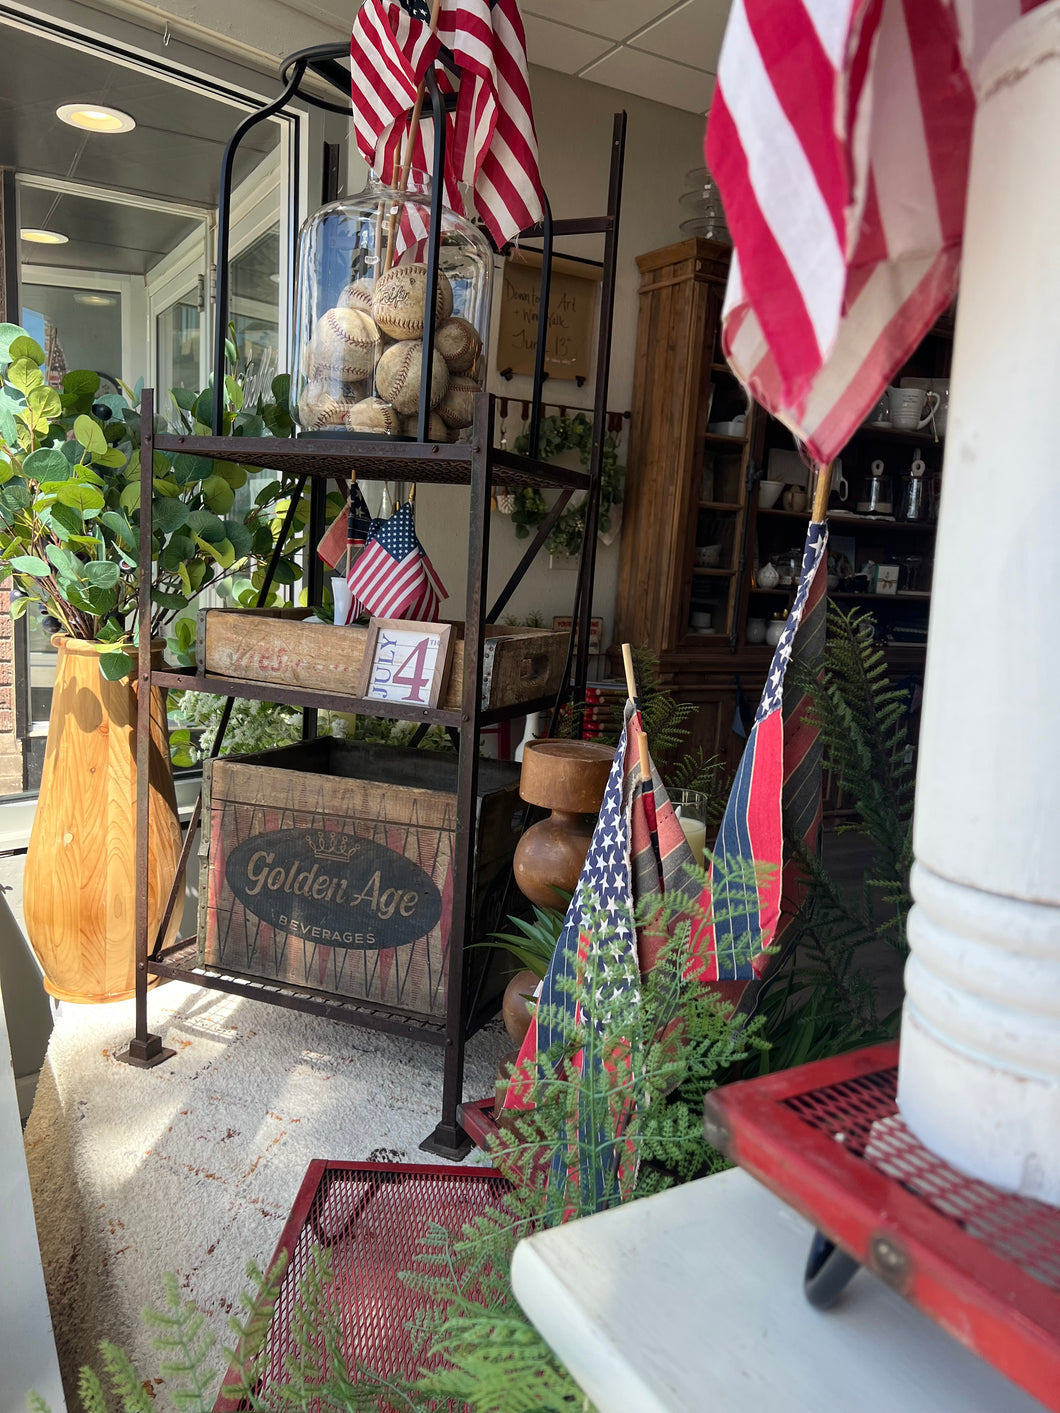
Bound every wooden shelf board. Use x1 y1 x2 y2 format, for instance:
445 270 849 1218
699 500 742 511
703 432 747 446
749 587 931 601
853 423 944 445
691 567 736 578
758 508 935 529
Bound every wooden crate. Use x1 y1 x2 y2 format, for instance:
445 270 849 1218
196 608 568 712
198 740 522 1019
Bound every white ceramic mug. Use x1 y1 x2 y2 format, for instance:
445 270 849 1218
888 386 940 431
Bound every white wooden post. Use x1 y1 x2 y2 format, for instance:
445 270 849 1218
897 1 1060 1204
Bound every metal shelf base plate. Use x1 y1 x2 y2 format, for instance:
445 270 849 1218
115 1033 177 1069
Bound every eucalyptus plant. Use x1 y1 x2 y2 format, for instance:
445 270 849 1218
0 322 301 682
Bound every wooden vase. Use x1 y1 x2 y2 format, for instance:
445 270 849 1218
513 739 614 908
23 638 183 1003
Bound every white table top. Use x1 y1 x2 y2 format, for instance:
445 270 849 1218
511 1167 1048 1413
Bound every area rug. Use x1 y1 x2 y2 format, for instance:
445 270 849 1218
23 978 508 1409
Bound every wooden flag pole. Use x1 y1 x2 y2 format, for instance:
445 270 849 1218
812 460 832 523
383 0 443 273
622 642 652 782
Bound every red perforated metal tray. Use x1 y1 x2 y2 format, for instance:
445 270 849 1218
704 1042 1060 1411
214 1161 509 1411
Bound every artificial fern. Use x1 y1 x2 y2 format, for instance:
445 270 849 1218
749 604 915 1073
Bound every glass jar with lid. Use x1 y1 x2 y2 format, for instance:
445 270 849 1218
291 175 493 441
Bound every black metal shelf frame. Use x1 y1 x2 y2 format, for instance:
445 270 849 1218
120 39 626 1161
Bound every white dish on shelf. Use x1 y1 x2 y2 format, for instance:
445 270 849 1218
759 479 784 509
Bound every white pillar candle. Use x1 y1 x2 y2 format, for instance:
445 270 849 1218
897 1 1060 1203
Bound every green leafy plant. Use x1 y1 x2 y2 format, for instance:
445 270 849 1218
489 896 567 978
0 323 301 682
509 413 625 558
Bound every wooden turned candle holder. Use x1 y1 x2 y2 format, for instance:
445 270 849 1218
513 739 614 909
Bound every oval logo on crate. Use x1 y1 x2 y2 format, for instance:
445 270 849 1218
225 829 442 950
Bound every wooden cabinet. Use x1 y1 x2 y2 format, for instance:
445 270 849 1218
615 238 947 766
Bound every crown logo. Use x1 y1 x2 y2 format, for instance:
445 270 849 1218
305 831 359 863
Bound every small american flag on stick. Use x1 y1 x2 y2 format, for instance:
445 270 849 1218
349 0 544 246
346 498 448 623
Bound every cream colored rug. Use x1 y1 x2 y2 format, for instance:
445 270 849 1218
24 978 507 1410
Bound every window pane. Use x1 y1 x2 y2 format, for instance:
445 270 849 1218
157 297 201 395
22 283 123 390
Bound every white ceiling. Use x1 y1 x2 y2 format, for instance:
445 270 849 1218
522 0 729 115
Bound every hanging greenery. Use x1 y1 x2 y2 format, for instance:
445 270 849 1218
508 413 625 559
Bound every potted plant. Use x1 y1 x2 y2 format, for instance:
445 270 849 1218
0 323 300 1001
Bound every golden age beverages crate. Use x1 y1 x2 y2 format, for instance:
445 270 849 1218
198 740 522 1019
196 607 567 712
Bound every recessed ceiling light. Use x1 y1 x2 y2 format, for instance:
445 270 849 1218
21 228 68 245
56 103 136 134
74 293 116 307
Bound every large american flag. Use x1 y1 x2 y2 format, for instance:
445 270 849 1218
346 499 448 622
349 0 545 246
706 0 1046 464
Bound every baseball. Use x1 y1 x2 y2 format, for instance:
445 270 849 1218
298 382 358 430
309 307 380 383
344 396 400 436
434 316 481 375
436 374 477 430
375 340 449 416
371 262 454 341
336 278 374 313
399 411 455 442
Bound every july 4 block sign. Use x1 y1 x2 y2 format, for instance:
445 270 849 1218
356 619 454 708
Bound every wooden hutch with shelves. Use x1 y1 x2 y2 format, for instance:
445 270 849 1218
615 237 951 773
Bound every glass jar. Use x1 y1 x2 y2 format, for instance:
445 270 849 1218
291 176 493 441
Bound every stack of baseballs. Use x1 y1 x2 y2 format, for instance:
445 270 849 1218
299 262 483 439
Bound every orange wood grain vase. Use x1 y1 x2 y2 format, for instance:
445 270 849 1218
513 739 614 908
23 638 182 1003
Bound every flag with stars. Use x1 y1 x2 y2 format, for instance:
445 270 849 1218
504 703 705 1204
706 517 828 981
346 498 448 623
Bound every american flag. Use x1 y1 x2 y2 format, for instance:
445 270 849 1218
349 0 544 247
705 0 1046 465
316 484 373 576
346 499 448 623
706 517 828 981
504 705 726 1207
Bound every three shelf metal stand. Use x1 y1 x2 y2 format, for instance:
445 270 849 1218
119 42 625 1159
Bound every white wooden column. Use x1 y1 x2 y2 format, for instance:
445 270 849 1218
897 1 1060 1204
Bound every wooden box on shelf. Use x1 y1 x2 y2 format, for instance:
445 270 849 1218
196 607 569 713
197 740 521 1018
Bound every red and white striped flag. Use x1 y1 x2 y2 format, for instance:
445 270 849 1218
706 0 1046 465
346 499 448 623
349 0 544 246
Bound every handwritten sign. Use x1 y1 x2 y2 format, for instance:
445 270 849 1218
356 619 453 708
497 251 601 381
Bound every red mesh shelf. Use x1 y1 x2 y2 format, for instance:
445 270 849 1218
214 1161 509 1411
705 1042 1060 1411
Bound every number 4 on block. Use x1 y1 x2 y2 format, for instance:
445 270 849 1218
357 618 454 710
